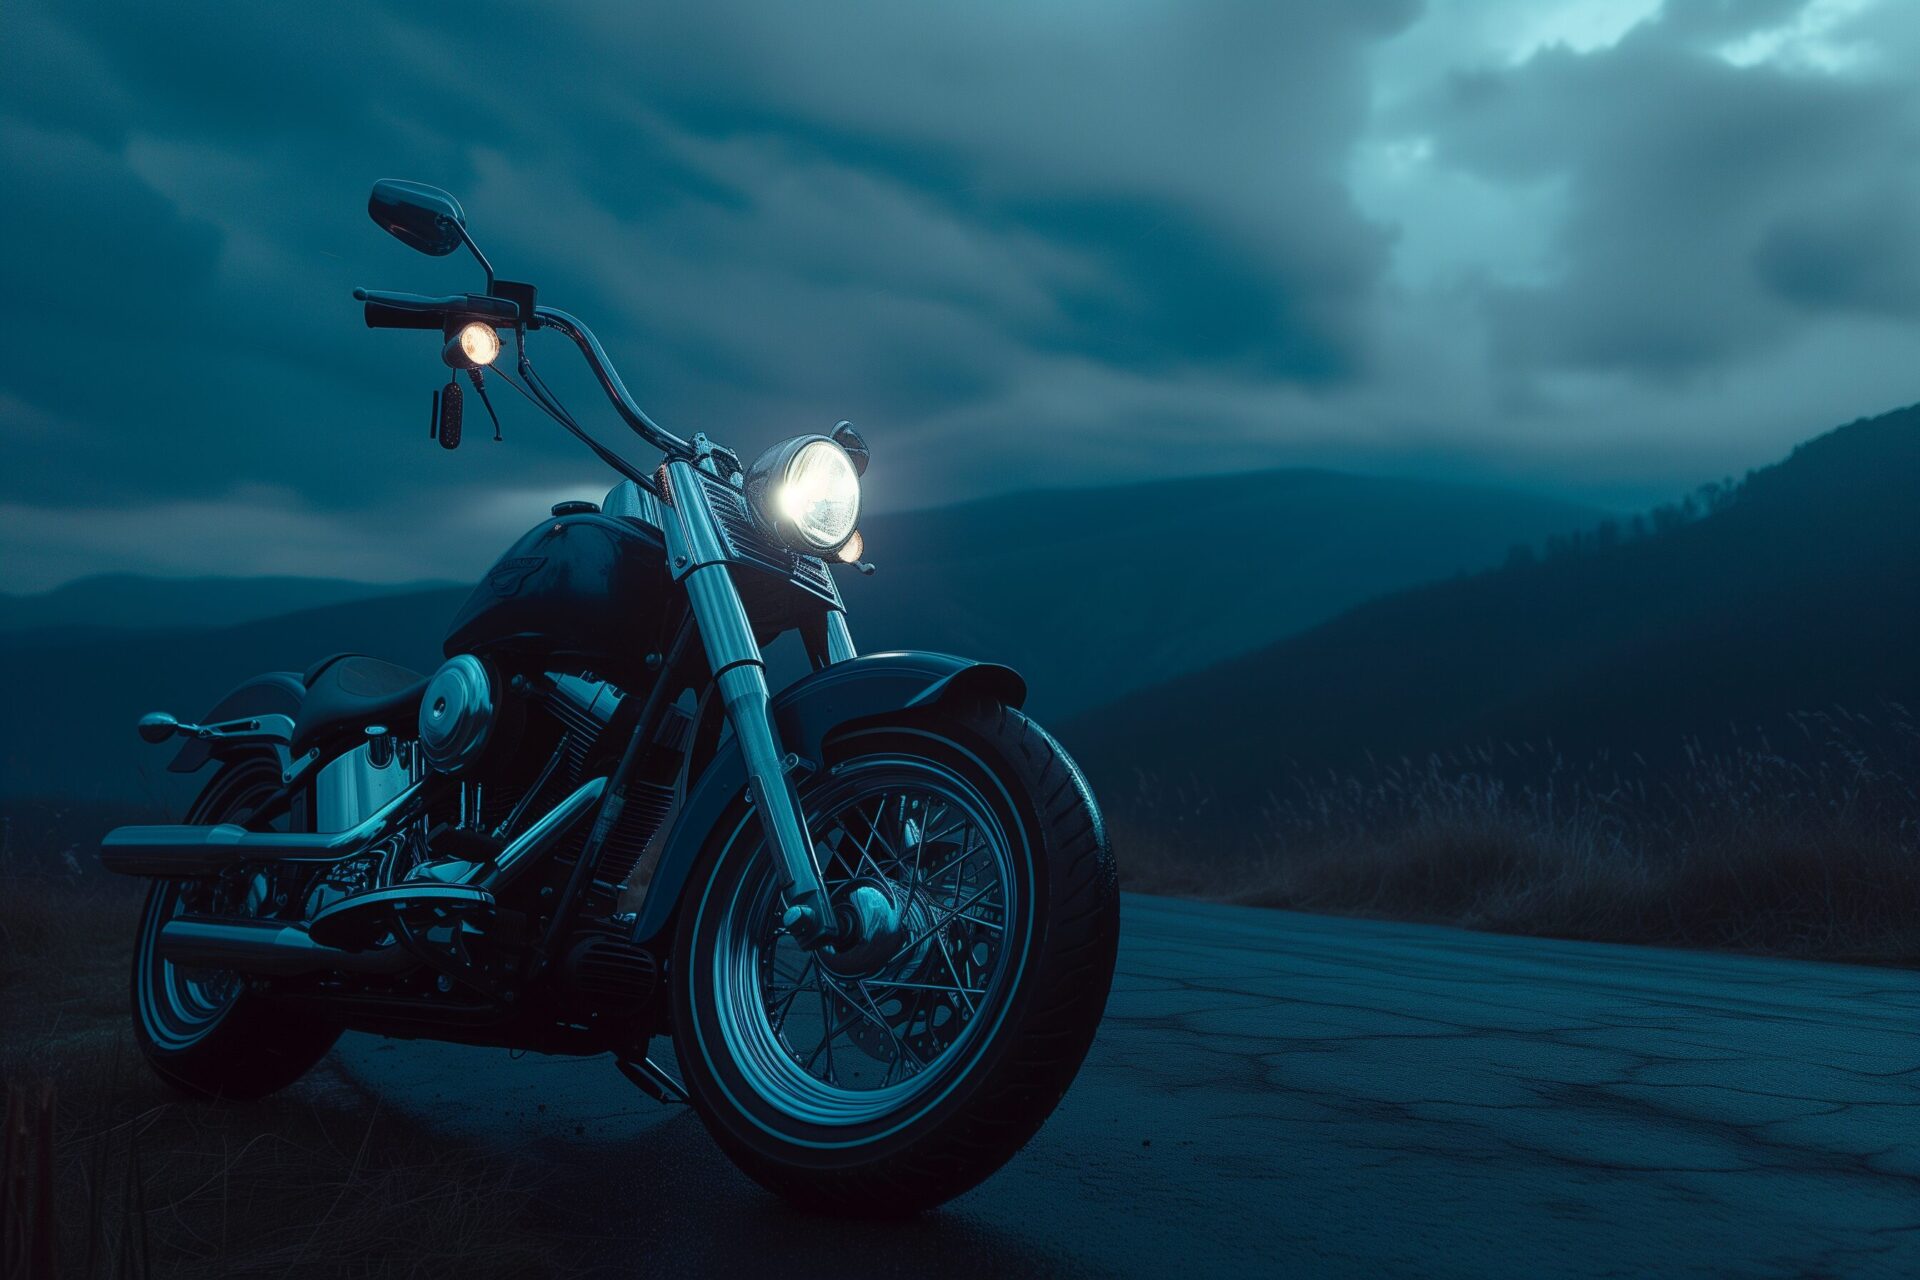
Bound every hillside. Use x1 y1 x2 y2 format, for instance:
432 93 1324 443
1066 405 1920 811
841 468 1600 715
0 573 459 637
0 469 1597 807
0 589 466 810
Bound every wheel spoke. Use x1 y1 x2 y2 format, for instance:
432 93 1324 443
842 801 890 878
765 954 817 1038
805 986 854 1082
738 775 1016 1111
917 825 980 892
949 910 1005 932
929 929 979 1014
919 806 969 853
854 841 889 885
852 796 906 867
831 975 926 1070
768 984 804 1037
862 974 987 998
890 880 1002 963
764 950 817 991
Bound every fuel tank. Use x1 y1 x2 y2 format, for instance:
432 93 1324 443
444 512 681 681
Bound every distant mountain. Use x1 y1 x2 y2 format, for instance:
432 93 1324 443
842 469 1602 716
0 468 1601 806
0 587 468 808
0 573 460 637
1065 406 1920 811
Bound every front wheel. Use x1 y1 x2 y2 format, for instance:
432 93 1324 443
671 700 1119 1215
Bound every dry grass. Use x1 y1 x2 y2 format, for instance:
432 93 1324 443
1118 706 1920 963
0 871 564 1279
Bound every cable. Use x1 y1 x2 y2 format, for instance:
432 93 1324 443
488 331 664 495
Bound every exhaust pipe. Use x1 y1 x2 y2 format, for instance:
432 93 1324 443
100 781 427 877
478 776 605 889
157 917 417 976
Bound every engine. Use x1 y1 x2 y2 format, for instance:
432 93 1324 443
413 656 688 893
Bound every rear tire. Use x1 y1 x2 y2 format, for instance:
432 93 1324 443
131 755 341 1101
671 700 1118 1215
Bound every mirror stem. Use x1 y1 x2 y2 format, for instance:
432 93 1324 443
456 223 495 292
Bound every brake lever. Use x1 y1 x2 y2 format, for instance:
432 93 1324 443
468 368 503 441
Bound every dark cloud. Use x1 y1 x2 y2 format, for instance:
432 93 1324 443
0 0 1410 521
1413 0 1920 383
1754 182 1920 318
3 0 1919 589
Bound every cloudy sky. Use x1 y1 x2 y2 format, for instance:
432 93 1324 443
4 0 1918 590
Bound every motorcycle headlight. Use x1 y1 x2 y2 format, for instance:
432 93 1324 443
745 436 862 553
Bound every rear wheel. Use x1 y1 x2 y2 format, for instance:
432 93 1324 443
131 755 341 1100
671 700 1118 1215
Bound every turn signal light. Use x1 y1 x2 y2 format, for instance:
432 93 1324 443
443 322 502 369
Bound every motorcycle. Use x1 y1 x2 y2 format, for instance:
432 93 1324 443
98 180 1119 1215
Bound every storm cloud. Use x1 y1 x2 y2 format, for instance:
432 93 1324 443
3 0 1917 588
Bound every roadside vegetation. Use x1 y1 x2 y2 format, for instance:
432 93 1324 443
1118 706 1920 964
0 869 561 1279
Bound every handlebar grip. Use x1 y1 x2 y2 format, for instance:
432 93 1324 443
355 288 523 330
363 301 446 330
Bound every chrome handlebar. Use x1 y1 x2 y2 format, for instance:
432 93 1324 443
355 286 693 465
532 307 690 459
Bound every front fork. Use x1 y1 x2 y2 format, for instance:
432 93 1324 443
664 461 846 946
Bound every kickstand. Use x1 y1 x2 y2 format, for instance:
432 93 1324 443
615 1055 689 1105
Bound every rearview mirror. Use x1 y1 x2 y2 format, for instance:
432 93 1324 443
831 420 870 476
368 180 468 257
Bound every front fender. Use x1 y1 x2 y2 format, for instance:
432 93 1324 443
631 651 1023 947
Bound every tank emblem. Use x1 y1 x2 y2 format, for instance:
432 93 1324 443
488 556 545 596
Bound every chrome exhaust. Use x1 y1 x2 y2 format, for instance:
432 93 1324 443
477 776 605 889
157 917 416 976
139 775 602 974
100 780 428 877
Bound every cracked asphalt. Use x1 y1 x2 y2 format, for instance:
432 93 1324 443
334 894 1920 1277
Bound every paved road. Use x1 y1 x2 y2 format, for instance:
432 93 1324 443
335 895 1920 1277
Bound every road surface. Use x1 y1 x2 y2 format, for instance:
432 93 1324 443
334 894 1920 1277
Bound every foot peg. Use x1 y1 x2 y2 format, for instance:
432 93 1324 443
309 882 496 949
137 709 294 746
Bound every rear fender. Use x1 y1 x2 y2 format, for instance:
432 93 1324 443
631 651 1023 947
166 672 305 774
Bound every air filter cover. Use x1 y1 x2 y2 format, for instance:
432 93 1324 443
418 654 499 774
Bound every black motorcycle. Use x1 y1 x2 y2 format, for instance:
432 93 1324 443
99 181 1119 1214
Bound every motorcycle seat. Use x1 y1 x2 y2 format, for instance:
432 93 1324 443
290 653 428 756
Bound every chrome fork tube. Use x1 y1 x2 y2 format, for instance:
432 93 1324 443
824 609 858 663
666 462 835 940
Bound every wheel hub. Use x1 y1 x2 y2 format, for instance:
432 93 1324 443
819 879 929 978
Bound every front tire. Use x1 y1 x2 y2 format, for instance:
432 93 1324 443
671 700 1118 1215
131 755 341 1100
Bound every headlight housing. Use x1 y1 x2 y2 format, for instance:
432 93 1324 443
442 321 501 369
744 436 862 554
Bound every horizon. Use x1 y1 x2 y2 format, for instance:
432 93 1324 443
4 397 1893 595
7 450 1615 596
